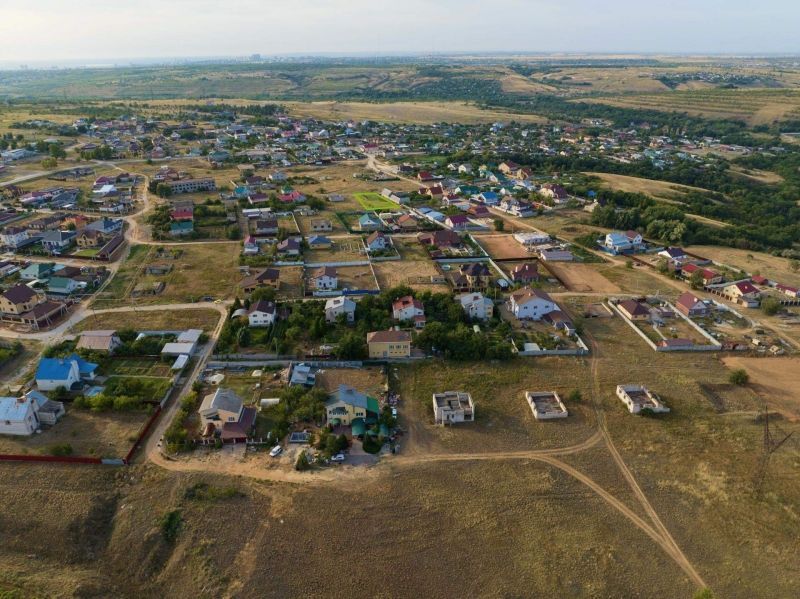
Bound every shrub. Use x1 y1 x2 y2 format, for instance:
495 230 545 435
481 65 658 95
729 369 750 386
567 389 583 402
295 450 310 471
44 443 73 457
159 510 181 542
760 297 781 316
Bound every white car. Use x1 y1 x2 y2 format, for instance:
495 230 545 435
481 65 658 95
331 453 346 462
391 408 397 417
269 445 283 457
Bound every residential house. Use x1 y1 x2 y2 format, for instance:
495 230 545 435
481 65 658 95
20 263 55 281
255 219 279 235
310 218 333 232
456 292 494 320
722 281 762 302
508 287 557 320
539 183 569 202
243 236 259 255
76 332 122 353
446 214 469 229
365 231 389 251
36 354 98 391
452 263 490 290
170 221 194 237
199 388 256 442
307 234 332 249
432 391 475 425
366 330 412 358
325 385 379 427
510 263 539 284
418 230 462 248
681 263 724 285
358 214 383 230
1 227 31 249
0 284 44 316
48 277 80 295
41 230 76 253
498 160 519 174
75 229 109 247
311 266 338 290
675 292 709 317
325 296 356 323
605 231 643 252
658 247 688 263
617 300 652 321
392 296 425 327
247 300 277 327
478 191 499 205
776 284 800 298
542 310 575 335
396 213 418 231
241 268 280 293
276 238 301 257
0 396 40 435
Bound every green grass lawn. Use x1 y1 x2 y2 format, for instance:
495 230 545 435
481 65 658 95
354 192 396 211
73 248 101 257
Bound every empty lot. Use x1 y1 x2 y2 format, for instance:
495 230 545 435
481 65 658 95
546 263 620 293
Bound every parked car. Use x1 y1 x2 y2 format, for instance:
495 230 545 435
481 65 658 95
269 445 283 457
391 408 398 417
331 453 346 462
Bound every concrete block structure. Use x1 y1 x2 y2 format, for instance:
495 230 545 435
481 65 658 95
616 385 670 414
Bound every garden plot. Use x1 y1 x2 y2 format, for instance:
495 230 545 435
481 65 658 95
106 357 174 378
545 263 620 293
274 266 305 300
314 366 387 397
305 239 367 264
295 213 348 236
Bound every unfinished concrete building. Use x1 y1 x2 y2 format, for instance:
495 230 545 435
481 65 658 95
432 391 475 425
525 391 569 419
616 385 670 414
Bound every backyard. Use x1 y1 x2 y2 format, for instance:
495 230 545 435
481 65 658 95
354 192 398 211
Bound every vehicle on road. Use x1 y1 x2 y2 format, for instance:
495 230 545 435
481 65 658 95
331 453 346 462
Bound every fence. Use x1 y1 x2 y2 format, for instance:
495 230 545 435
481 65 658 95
211 353 295 360
608 301 721 352
305 260 370 267
512 336 589 356
125 405 162 464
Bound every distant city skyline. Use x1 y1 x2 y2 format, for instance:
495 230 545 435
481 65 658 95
1 0 799 64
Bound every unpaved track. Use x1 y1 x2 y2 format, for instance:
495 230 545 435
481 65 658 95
584 329 707 588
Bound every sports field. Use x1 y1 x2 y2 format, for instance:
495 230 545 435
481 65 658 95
354 192 396 211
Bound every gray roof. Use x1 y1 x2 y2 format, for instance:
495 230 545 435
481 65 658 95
201 388 245 415
177 329 202 343
327 384 368 410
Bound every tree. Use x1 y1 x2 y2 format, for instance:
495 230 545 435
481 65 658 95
155 183 173 198
761 297 781 316
790 259 800 273
40 157 57 169
689 269 704 290
49 144 66 160
295 450 310 471
493 218 505 232
692 589 715 599
729 369 750 386
334 332 367 359
236 327 251 347
65 222 76 231
334 433 350 453
249 286 276 303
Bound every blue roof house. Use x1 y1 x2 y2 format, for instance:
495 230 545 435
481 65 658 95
36 354 98 391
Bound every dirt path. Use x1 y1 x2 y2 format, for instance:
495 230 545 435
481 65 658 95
584 329 707 589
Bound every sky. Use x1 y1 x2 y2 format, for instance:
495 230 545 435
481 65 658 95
0 0 798 65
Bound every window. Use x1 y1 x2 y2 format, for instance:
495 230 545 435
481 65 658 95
228 417 235 422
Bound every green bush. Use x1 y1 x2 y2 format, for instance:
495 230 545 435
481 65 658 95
44 443 73 457
295 450 310 471
159 510 181 542
729 369 750 386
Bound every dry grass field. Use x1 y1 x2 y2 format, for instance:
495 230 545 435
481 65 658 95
72 308 221 333
273 266 305 300
589 172 713 201
305 239 367 265
0 340 42 390
546 262 621 293
372 259 446 292
314 366 386 397
582 89 800 125
0 407 152 459
329 265 378 292
721 356 800 419
282 100 547 124
473 233 529 259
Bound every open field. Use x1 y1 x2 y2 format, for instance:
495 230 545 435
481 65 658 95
589 172 714 201
353 192 396 211
473 234 529 259
581 88 800 125
0 340 42 390
721 356 800 420
0 406 152 458
294 214 347 236
314 366 386 397
395 360 598 454
272 266 304 300
600 263 684 296
372 259 446 292
328 265 378 292
728 165 784 185
547 262 620 293
283 100 547 124
72 308 221 333
305 240 366 264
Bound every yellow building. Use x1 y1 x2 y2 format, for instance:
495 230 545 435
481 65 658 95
366 330 412 358
76 229 108 248
325 385 380 427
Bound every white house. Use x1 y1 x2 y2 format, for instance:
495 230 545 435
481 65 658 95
508 287 557 320
392 295 424 321
456 292 494 320
325 296 356 323
365 231 389 251
247 300 276 327
513 231 550 246
35 355 98 391
312 266 338 290
605 230 642 252
0 227 30 249
0 396 39 435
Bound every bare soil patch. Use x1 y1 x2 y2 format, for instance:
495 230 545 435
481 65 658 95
314 366 387 397
73 308 221 333
722 356 800 420
546 263 620 293
474 234 529 260
372 260 446 292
